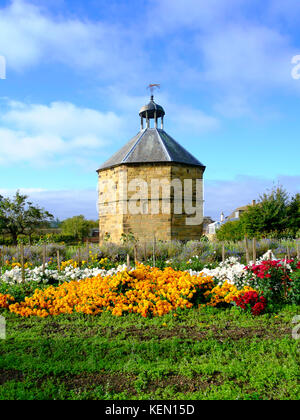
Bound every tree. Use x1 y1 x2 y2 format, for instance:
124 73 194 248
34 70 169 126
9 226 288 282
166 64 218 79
50 218 62 228
240 186 290 238
287 193 300 236
216 220 244 242
61 215 96 240
0 191 54 244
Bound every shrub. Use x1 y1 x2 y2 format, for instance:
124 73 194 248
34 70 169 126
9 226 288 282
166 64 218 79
289 270 300 305
233 291 267 316
216 220 244 242
246 259 300 306
0 236 14 246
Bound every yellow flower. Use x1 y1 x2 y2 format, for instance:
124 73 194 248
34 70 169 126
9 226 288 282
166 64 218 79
7 263 223 319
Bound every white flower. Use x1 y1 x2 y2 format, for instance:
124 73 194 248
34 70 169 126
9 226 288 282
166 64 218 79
0 263 129 285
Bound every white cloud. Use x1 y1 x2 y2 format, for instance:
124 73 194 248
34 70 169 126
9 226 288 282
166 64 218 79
169 104 219 134
0 99 124 165
213 94 253 118
0 0 146 79
0 188 46 194
3 100 122 139
0 0 298 115
148 0 247 34
147 0 300 117
199 24 292 88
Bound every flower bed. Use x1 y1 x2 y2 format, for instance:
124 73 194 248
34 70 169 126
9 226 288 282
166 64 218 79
2 265 255 318
1 251 299 318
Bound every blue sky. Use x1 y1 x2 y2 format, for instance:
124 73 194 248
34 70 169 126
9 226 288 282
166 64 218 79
0 0 299 220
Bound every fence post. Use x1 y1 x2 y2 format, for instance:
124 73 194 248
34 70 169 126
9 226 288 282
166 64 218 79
127 253 130 270
57 250 60 271
287 246 291 260
153 235 156 267
134 245 137 265
78 247 81 268
297 240 300 260
144 242 147 263
283 256 288 299
86 240 89 264
222 243 225 262
252 238 256 264
20 244 25 283
244 237 249 265
42 243 46 274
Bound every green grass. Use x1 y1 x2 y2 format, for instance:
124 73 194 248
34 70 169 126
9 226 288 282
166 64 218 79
0 305 299 400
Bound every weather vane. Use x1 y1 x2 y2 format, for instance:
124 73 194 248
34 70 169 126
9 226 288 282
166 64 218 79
147 83 160 96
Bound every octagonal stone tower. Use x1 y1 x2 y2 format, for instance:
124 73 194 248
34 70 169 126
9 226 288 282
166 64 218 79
97 96 206 243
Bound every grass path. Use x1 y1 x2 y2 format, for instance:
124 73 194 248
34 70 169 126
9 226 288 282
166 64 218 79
0 306 299 400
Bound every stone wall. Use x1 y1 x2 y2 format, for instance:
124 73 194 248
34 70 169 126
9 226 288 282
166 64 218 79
170 164 204 240
98 165 126 243
98 163 204 243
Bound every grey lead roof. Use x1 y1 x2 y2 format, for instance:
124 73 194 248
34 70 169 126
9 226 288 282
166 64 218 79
97 128 205 171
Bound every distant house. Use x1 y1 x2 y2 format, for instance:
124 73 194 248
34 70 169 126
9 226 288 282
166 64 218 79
205 200 257 236
203 216 215 234
207 221 223 234
205 212 225 235
226 200 256 222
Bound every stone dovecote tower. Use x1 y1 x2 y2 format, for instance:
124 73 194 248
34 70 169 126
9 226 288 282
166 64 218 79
97 95 206 243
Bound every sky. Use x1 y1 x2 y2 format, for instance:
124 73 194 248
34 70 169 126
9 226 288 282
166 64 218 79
0 0 299 221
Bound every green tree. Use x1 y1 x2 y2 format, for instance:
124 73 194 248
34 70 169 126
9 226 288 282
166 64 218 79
287 193 300 236
0 191 54 244
50 218 62 228
61 215 96 240
216 220 244 242
240 186 290 238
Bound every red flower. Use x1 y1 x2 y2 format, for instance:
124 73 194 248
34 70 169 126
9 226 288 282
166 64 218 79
234 291 267 316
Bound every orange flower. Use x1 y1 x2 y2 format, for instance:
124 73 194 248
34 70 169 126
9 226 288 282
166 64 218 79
8 264 250 319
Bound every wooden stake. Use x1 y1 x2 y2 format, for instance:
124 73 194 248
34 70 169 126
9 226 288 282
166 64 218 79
153 235 156 267
78 247 81 268
252 238 256 264
57 250 60 271
297 240 300 260
127 253 130 270
42 243 46 273
222 243 225 262
20 244 25 283
283 256 288 300
244 237 249 265
134 245 137 265
287 246 291 260
86 240 89 264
